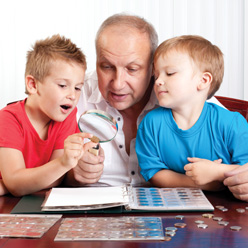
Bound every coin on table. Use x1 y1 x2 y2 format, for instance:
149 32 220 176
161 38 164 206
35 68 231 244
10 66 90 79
197 224 208 229
195 220 205 224
165 227 177 232
230 226 242 231
174 223 187 228
213 217 223 221
218 221 229 226
236 208 245 213
202 213 214 219
164 236 172 241
215 205 225 209
175 215 184 220
220 208 228 212
165 231 176 237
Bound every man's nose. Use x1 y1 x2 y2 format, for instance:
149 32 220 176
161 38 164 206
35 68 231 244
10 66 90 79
111 69 126 90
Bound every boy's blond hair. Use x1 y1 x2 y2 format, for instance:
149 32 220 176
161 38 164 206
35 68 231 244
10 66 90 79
154 35 224 99
25 34 86 94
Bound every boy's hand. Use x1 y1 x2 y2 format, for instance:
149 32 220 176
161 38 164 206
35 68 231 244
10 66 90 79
61 133 97 169
184 157 222 185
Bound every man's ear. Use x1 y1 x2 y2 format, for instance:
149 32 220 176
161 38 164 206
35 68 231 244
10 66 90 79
25 75 37 94
197 72 212 91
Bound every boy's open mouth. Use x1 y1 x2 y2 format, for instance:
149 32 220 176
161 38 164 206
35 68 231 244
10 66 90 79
60 105 71 110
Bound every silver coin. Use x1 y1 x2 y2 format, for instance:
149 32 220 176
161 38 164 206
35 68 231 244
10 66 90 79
213 217 223 221
220 208 228 212
197 224 208 229
165 231 176 237
165 227 177 232
175 215 184 220
215 205 225 209
218 221 229 226
230 226 242 231
195 220 204 224
236 208 245 213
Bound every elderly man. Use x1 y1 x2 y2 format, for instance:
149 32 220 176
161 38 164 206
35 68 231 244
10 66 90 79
65 13 224 188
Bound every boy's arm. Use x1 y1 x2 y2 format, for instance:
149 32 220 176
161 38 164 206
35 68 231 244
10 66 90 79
150 168 225 191
0 133 96 197
150 169 199 188
184 157 240 185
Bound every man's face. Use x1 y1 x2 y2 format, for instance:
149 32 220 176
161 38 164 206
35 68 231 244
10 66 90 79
96 26 153 111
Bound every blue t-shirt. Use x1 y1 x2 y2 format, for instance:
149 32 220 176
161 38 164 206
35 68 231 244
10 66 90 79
136 102 248 182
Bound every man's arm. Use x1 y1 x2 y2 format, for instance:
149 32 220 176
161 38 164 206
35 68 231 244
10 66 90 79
64 146 105 186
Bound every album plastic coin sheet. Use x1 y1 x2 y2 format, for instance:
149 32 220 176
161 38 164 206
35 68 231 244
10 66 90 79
129 187 214 211
0 214 62 238
54 216 165 241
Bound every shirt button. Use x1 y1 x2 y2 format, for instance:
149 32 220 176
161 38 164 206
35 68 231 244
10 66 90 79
131 171 135 175
117 117 121 121
119 145 123 149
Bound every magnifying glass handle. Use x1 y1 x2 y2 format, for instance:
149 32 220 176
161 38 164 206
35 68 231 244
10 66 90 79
89 144 100 156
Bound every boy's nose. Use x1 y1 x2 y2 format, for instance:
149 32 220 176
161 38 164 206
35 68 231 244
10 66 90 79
155 77 165 86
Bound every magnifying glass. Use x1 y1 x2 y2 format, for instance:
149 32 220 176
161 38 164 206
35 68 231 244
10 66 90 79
78 109 118 155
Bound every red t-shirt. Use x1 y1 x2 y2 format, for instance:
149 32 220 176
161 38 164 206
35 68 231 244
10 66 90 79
0 100 80 170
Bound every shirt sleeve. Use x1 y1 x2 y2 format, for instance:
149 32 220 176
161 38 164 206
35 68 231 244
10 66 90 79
135 113 169 181
227 113 248 165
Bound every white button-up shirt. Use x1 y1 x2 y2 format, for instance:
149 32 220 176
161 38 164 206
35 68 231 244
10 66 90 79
77 71 159 187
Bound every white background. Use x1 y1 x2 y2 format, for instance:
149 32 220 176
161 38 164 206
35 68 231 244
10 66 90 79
0 0 247 109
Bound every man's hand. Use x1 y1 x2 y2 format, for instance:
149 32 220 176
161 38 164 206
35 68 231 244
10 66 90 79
64 146 105 186
224 163 248 202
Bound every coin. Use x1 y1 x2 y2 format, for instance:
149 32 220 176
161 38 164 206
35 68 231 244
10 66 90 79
165 227 177 232
197 224 208 229
215 205 225 209
202 213 214 219
218 221 229 226
164 236 172 241
236 208 245 213
174 223 187 228
165 231 176 237
195 220 204 224
220 208 228 212
213 217 223 221
175 215 184 220
230 226 242 231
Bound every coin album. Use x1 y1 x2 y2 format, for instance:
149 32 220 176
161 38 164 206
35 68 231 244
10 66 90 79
42 186 214 212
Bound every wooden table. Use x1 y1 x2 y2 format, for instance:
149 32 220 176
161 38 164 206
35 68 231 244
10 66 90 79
0 189 247 248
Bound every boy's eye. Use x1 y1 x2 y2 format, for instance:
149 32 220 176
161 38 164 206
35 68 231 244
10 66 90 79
59 84 66 88
167 72 175 76
75 87 82 91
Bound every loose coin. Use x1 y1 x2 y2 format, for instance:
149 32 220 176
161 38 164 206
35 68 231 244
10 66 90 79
197 224 208 229
165 231 176 237
165 227 177 232
164 236 172 241
175 215 184 220
236 208 245 213
202 213 214 219
220 208 228 212
218 221 229 226
215 205 225 209
230 226 242 231
174 223 187 228
213 217 223 221
195 220 204 224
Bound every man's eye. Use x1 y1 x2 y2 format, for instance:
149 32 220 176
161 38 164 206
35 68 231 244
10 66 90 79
128 68 138 72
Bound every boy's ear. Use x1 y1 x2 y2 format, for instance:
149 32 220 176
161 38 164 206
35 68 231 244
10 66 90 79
25 75 37 94
197 72 212 91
